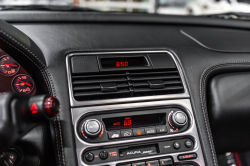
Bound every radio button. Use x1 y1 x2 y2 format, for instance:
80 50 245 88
173 142 181 149
159 158 173 166
99 151 108 160
132 162 146 166
133 128 145 136
146 160 160 166
108 131 121 139
178 153 197 160
145 127 156 135
84 152 94 162
156 126 167 133
185 140 193 148
121 129 133 138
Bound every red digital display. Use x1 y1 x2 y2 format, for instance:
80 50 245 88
103 113 165 130
100 56 148 68
116 61 129 67
124 117 132 126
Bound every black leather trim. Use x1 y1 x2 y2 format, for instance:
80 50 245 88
200 61 250 166
208 72 250 153
181 28 250 53
0 19 65 166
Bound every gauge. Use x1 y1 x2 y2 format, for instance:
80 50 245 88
12 74 34 94
0 55 20 76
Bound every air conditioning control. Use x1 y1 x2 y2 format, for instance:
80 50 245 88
169 111 188 129
81 119 102 138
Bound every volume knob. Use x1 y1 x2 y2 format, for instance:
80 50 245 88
82 119 102 138
169 111 188 129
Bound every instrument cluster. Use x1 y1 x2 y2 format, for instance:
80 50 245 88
0 48 36 95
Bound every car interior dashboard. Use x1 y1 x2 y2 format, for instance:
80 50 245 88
1 10 250 166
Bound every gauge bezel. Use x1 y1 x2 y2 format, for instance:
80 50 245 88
11 74 34 94
0 55 20 76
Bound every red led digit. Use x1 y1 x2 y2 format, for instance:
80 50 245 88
125 61 128 66
124 120 128 126
116 62 120 67
120 62 124 67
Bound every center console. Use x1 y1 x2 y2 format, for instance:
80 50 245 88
66 51 205 166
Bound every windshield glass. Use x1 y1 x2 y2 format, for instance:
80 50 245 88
0 0 250 15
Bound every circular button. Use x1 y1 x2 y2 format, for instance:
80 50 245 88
173 142 181 149
84 152 94 162
174 112 187 124
82 119 102 138
99 151 108 160
185 140 193 148
169 111 188 129
86 121 100 133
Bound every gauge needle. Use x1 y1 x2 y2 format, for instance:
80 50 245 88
18 79 32 87
1 63 18 67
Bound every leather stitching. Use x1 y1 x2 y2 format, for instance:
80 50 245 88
200 61 250 166
0 31 65 166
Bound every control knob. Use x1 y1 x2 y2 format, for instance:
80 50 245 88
81 119 102 138
169 111 188 129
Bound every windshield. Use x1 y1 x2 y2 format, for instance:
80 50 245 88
0 0 250 15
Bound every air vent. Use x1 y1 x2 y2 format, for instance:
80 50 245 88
72 69 184 101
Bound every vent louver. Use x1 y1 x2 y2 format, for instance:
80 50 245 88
72 69 184 101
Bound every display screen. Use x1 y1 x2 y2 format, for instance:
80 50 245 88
103 113 165 130
100 56 148 68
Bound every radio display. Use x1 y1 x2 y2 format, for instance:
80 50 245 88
100 56 148 68
103 113 165 131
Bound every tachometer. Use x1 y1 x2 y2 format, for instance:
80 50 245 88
12 74 34 94
0 55 20 76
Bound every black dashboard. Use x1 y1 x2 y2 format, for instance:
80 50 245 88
1 10 250 166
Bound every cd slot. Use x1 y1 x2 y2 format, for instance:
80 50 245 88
119 144 159 158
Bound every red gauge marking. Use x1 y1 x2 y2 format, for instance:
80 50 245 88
17 79 32 87
1 63 18 67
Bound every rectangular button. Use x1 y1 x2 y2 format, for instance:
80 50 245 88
132 162 146 166
146 160 160 166
108 131 121 139
133 128 145 136
159 158 173 166
145 127 156 135
71 56 99 74
121 129 133 138
156 126 167 133
178 153 197 160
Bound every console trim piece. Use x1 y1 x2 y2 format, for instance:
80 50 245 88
72 99 205 166
66 50 190 107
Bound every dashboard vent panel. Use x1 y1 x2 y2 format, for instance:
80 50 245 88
72 69 184 101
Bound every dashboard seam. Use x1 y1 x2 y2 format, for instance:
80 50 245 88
0 32 65 166
200 61 250 166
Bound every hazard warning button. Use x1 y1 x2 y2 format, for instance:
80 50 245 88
30 102 39 114
159 158 173 166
